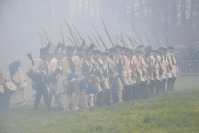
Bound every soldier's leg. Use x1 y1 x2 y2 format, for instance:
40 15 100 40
132 83 139 99
117 88 123 103
125 85 132 101
144 81 150 99
1 91 11 111
117 78 123 103
161 79 166 92
155 80 161 93
139 81 145 98
149 80 155 95
167 78 172 91
71 89 80 111
34 85 43 111
0 94 3 111
60 93 67 111
122 86 127 101
171 77 176 90
64 94 71 112
88 93 94 108
103 89 111 105
42 84 51 110
112 91 118 103
82 92 89 109
131 84 135 99
96 91 103 106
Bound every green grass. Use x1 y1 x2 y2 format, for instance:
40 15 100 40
1 76 199 133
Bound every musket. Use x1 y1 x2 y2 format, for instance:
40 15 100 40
60 25 65 44
127 35 135 48
132 36 139 46
36 31 48 45
152 29 161 47
87 35 98 49
132 26 143 44
119 31 127 47
27 53 34 66
119 37 126 47
101 18 114 47
64 19 78 46
67 36 76 46
72 25 84 41
41 27 55 49
37 31 44 48
115 36 119 45
71 25 88 47
143 29 152 46
70 27 81 46
38 30 54 53
90 22 108 50
95 37 102 50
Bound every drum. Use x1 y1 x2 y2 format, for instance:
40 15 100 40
5 82 17 92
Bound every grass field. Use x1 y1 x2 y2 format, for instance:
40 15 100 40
0 76 199 133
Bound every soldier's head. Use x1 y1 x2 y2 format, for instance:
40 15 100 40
114 45 122 54
152 49 159 56
136 45 145 52
77 47 86 57
144 45 152 57
120 47 128 55
92 50 101 59
40 44 52 60
134 49 143 57
100 51 109 61
158 47 167 55
108 48 117 59
129 49 135 57
54 42 65 60
167 46 175 53
65 46 77 57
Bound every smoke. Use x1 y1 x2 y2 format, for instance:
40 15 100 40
0 0 194 72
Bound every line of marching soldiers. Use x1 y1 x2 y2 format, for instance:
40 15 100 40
27 43 178 111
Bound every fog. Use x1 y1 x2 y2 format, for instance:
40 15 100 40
0 0 197 72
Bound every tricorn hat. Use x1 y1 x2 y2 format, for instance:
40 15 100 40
167 46 175 50
54 42 65 54
40 43 51 55
158 46 167 51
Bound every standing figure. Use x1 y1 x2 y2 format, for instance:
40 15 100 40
9 61 27 106
158 47 168 93
49 43 67 111
0 69 10 111
167 46 178 91
31 46 52 111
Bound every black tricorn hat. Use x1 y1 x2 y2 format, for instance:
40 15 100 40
136 45 145 50
65 45 76 51
114 45 122 50
134 49 143 54
167 46 175 50
87 43 95 51
158 46 166 51
40 43 51 55
54 42 65 54
100 51 110 56
92 50 101 55
145 45 152 57
152 49 160 54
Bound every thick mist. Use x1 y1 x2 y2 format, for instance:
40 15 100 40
0 0 197 72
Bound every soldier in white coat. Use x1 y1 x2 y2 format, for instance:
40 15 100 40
32 46 52 111
167 46 178 91
49 43 67 111
10 63 27 106
158 47 168 93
